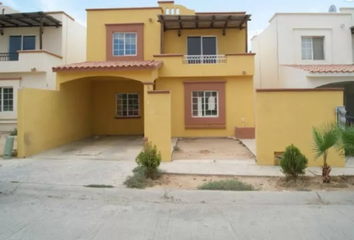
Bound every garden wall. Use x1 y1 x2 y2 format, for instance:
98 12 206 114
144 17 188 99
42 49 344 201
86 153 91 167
256 89 344 167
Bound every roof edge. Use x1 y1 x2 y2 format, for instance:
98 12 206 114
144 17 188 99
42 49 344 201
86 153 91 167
86 7 163 12
269 12 351 23
257 88 344 92
196 11 247 15
45 11 75 21
52 61 163 73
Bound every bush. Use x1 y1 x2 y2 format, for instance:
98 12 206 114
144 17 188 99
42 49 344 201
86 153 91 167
136 142 161 178
124 173 148 189
132 166 164 180
9 128 17 136
280 145 308 179
198 179 255 191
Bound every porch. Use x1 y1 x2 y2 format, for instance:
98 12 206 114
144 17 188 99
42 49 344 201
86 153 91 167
17 60 172 161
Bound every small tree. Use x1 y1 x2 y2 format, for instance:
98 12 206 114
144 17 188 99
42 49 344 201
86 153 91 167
312 123 339 183
135 142 162 179
280 145 308 180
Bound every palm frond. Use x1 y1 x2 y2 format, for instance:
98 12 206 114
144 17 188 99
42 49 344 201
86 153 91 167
337 126 354 157
312 123 339 161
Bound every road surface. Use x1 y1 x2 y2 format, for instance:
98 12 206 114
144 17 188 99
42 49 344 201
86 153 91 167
1 182 354 240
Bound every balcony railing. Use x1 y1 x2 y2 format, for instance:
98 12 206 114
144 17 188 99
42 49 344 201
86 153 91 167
183 55 226 64
0 52 19 61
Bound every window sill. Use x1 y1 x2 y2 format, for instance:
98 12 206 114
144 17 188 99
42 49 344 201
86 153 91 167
115 116 141 119
185 125 226 130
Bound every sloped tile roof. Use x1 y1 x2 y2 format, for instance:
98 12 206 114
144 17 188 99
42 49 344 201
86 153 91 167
284 64 354 73
53 60 163 72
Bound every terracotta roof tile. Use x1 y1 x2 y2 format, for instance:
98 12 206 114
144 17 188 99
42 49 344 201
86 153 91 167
284 64 354 73
53 60 163 72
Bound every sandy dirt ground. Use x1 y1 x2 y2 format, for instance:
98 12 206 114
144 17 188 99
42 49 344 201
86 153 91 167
172 138 254 160
152 174 354 191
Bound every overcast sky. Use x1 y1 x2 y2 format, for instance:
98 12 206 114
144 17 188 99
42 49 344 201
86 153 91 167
2 0 354 40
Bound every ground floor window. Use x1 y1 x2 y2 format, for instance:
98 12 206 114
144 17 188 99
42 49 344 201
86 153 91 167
0 87 13 112
116 93 140 117
192 91 218 117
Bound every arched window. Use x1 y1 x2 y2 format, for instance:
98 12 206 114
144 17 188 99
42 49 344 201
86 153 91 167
171 8 175 15
176 8 180 15
165 8 170 14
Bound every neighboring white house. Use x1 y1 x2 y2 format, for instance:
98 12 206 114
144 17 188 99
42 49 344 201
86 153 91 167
252 8 354 115
0 3 86 131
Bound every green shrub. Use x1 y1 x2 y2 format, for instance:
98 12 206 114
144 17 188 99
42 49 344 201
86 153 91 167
136 142 161 178
124 174 148 189
124 166 164 189
198 179 255 191
9 128 17 136
280 145 308 179
132 166 164 180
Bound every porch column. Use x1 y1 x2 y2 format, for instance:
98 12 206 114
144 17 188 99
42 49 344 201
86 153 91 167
143 83 154 142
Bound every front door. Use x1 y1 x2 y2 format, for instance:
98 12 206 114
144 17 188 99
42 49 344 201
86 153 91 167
9 36 21 61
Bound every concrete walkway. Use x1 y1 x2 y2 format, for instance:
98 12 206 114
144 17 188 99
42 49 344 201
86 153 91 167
239 138 256 156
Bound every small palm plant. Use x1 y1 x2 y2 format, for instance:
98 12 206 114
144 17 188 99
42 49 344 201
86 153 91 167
337 126 354 158
312 123 340 183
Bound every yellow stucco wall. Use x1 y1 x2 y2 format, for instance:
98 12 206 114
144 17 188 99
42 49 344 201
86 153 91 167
158 2 195 15
18 79 92 158
86 9 162 61
145 92 172 161
164 29 246 54
92 80 144 135
256 90 344 167
155 54 254 77
156 77 254 137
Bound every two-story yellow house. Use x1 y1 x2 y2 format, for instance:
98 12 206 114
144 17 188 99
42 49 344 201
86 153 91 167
19 1 255 161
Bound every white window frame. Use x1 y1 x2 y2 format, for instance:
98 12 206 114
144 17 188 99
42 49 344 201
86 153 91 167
0 87 14 112
112 32 137 57
301 36 325 60
191 90 219 118
116 93 140 118
8 35 36 51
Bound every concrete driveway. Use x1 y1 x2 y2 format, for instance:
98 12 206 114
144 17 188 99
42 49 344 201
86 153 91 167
0 158 137 187
31 136 143 161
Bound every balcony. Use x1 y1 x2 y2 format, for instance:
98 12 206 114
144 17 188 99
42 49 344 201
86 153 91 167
0 53 19 62
0 50 63 73
154 53 255 77
183 55 227 64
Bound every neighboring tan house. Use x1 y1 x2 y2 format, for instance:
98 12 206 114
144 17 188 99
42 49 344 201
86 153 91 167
36 1 255 161
252 8 354 115
0 3 86 131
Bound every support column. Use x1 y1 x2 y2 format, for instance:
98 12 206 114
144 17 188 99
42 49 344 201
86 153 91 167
143 83 154 142
39 16 44 50
144 89 171 162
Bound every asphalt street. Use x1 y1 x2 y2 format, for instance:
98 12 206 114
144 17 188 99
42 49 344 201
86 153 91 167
1 182 354 240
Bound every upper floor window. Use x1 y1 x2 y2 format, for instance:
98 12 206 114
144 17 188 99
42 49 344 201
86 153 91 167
113 32 137 56
9 36 36 61
301 36 324 60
